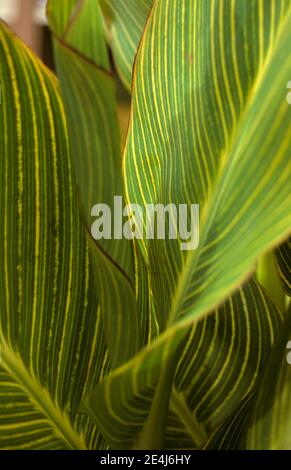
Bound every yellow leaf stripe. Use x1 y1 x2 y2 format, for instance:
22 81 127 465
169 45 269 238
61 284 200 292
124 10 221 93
85 0 291 448
47 0 140 368
84 278 282 448
275 237 291 296
0 22 108 450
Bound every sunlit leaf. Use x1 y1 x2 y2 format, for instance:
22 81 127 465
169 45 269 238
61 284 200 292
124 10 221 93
275 238 291 296
47 0 140 367
102 0 153 90
85 0 291 448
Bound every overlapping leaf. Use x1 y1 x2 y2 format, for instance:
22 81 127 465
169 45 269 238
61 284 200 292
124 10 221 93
124 0 291 330
84 278 282 448
0 21 108 449
173 279 283 434
102 0 153 90
47 0 141 367
84 0 291 447
47 0 130 272
256 250 286 312
203 394 254 450
240 305 291 449
46 0 79 37
275 238 291 296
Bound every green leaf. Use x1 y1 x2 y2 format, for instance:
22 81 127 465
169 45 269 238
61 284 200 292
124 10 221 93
124 0 291 331
85 0 291 448
84 278 282 448
275 238 291 296
169 387 208 448
102 0 153 90
173 279 282 433
203 394 254 450
47 0 110 69
257 250 286 311
47 0 128 267
46 0 79 37
0 21 107 450
241 305 291 449
47 1 141 367
88 236 140 368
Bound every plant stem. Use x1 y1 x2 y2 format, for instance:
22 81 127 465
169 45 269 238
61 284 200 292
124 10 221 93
257 251 286 312
134 352 179 449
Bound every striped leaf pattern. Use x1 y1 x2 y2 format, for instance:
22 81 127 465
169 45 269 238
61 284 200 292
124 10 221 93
102 0 153 90
84 278 282 448
46 0 79 37
204 394 254 450
173 279 282 433
1 0 291 451
84 0 291 447
275 238 291 296
241 305 291 449
47 0 130 271
47 1 141 367
124 0 291 330
0 21 108 449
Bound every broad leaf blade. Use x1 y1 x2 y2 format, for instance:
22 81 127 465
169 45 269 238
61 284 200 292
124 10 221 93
65 0 110 68
174 280 282 433
0 21 107 450
47 1 140 367
204 394 254 450
242 305 291 449
47 0 130 272
124 0 291 329
102 0 153 90
275 238 291 296
84 278 282 448
46 0 79 38
85 0 291 447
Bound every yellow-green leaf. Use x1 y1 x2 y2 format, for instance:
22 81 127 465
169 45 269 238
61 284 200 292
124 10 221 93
242 305 291 449
275 238 291 296
85 0 291 448
102 0 153 90
47 0 140 367
0 21 107 450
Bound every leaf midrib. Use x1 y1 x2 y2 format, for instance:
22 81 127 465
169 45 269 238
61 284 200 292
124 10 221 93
171 387 208 447
166 6 291 327
0 338 87 450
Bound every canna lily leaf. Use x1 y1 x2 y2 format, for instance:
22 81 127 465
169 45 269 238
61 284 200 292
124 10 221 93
203 394 254 450
124 0 291 332
256 250 286 312
84 0 291 448
1 0 290 452
47 0 141 367
47 0 110 69
45 0 79 37
84 278 283 448
0 21 108 450
102 0 154 91
173 279 282 435
241 304 291 449
165 277 283 449
47 0 130 272
275 238 291 296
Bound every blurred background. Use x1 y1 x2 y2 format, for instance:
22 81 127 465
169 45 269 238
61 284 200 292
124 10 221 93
0 0 52 65
0 0 131 140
